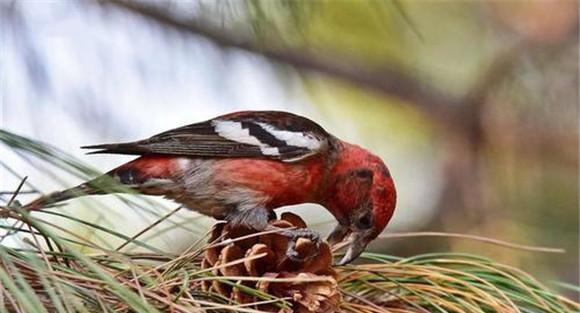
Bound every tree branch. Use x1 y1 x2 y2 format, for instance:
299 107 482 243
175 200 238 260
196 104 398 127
101 0 461 125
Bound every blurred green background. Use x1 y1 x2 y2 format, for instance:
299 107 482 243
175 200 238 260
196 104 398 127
1 0 577 298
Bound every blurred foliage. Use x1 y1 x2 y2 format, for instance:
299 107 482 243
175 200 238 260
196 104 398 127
1 0 578 303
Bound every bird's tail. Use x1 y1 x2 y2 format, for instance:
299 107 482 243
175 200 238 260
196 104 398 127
22 171 131 211
23 181 103 211
20 155 169 212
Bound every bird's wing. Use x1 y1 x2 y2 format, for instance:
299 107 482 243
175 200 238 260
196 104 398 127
82 111 333 162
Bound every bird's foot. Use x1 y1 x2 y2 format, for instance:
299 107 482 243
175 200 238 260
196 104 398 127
281 228 321 262
326 223 350 247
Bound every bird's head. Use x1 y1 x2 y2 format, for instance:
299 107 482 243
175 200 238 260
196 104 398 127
324 142 397 265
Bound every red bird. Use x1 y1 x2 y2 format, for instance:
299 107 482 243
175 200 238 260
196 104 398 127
25 111 396 265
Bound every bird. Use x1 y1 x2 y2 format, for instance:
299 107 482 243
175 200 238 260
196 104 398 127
22 111 397 265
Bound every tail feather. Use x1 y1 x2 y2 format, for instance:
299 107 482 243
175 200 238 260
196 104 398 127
24 183 100 211
22 155 171 211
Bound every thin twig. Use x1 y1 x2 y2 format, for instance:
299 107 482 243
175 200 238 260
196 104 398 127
0 191 38 195
115 206 183 251
341 289 391 313
7 176 27 207
378 232 565 253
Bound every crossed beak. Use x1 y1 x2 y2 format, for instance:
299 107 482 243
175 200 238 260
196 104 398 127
327 224 374 265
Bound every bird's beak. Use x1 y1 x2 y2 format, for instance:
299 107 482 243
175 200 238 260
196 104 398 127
336 230 373 265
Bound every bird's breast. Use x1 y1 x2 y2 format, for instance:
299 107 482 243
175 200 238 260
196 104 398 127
209 156 327 208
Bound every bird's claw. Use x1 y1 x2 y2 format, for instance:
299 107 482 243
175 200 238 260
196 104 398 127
326 223 350 246
282 228 321 262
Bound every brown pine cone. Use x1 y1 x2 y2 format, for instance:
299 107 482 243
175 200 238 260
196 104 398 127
201 212 341 313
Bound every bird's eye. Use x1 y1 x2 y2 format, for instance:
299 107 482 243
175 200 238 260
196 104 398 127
354 169 373 179
356 213 373 229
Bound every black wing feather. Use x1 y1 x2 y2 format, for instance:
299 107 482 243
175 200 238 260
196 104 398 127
82 111 331 162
